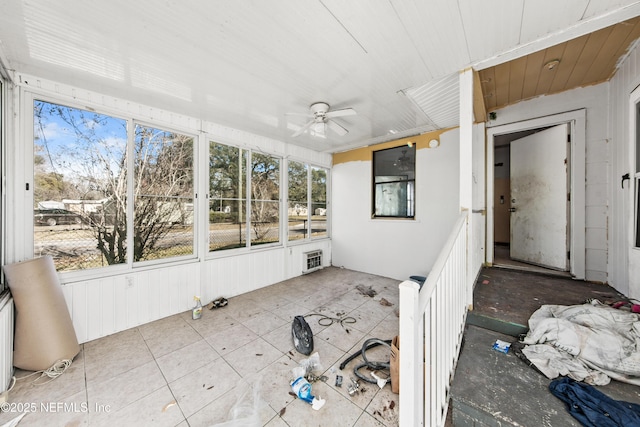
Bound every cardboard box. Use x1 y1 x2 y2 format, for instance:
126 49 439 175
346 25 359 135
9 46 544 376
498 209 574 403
390 335 399 393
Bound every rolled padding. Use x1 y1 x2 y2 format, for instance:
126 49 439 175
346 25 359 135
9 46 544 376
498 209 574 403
3 256 79 371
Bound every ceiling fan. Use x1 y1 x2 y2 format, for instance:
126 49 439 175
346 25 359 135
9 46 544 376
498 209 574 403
290 102 356 137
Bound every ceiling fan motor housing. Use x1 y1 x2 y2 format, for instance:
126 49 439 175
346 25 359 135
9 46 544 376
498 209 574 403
310 102 330 120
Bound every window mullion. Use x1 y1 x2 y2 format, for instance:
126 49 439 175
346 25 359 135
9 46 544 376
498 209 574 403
245 149 251 248
126 120 136 266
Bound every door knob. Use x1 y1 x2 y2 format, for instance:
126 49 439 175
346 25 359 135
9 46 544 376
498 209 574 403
509 208 516 212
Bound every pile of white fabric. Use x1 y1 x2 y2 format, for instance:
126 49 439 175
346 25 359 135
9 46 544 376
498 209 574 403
521 300 640 386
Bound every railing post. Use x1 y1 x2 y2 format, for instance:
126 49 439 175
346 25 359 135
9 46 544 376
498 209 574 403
398 279 422 426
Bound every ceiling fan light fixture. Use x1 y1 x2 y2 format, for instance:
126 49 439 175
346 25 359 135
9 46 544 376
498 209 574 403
288 101 356 137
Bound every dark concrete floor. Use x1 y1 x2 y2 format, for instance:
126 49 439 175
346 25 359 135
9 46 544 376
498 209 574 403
450 267 640 427
472 267 625 327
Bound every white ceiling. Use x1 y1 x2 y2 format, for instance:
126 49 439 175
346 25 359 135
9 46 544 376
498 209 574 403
1 1 640 153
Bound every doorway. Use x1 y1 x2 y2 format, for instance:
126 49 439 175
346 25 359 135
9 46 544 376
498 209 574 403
486 110 586 279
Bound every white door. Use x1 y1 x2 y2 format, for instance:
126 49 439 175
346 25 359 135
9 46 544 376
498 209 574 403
510 124 568 270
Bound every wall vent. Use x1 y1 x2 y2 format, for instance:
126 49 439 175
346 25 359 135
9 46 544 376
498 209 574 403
303 250 323 274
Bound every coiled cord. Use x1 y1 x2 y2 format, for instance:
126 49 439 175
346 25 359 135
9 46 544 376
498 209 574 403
304 313 356 331
16 359 73 385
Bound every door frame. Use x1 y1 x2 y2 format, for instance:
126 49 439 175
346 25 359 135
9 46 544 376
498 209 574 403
486 109 586 279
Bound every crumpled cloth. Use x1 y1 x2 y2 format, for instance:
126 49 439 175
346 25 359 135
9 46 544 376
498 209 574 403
521 300 640 386
549 377 640 427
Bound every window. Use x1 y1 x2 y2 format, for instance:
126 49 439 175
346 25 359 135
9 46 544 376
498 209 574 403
208 142 281 251
209 142 247 251
372 145 415 218
133 124 195 262
311 166 328 237
34 100 128 271
250 152 280 246
287 162 329 241
288 161 308 241
33 100 196 272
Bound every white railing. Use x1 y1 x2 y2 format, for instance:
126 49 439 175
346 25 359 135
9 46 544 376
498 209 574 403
398 212 469 426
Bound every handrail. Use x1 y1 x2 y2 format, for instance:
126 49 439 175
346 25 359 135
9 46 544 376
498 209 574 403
418 211 468 310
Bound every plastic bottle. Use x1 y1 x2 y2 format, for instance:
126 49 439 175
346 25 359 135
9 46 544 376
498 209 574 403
290 367 325 410
192 296 203 320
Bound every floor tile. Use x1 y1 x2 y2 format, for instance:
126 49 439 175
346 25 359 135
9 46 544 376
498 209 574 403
224 338 283 377
204 323 259 355
87 360 166 416
143 321 202 358
89 386 183 427
366 387 400 426
186 378 276 427
241 311 288 336
84 329 154 384
315 322 367 353
155 339 220 383
2 267 403 426
168 357 240 418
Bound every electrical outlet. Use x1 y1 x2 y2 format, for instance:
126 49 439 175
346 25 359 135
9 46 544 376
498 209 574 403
126 276 134 287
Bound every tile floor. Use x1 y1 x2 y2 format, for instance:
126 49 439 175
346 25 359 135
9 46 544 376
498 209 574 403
0 267 401 426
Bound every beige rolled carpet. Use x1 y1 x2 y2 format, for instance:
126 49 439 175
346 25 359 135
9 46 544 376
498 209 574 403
3 256 79 371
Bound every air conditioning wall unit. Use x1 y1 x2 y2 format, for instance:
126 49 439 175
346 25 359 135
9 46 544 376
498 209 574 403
303 250 323 274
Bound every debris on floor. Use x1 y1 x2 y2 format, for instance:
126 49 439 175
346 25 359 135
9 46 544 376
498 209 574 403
379 298 393 306
208 297 228 310
304 312 357 334
347 378 360 395
550 377 640 426
0 413 26 427
492 339 511 354
290 354 326 410
211 380 263 426
340 338 395 393
370 398 399 425
356 284 377 297
518 299 640 386
335 375 343 387
162 400 177 412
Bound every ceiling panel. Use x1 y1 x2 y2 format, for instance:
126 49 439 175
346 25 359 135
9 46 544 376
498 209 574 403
390 0 470 80
520 0 591 43
1 0 640 153
459 0 525 63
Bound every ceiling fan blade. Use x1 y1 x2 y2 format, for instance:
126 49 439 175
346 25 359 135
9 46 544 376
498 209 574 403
291 119 315 137
327 119 348 136
325 107 356 118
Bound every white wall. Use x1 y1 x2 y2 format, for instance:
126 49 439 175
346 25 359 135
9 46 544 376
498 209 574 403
609 41 640 300
488 84 609 283
332 128 461 281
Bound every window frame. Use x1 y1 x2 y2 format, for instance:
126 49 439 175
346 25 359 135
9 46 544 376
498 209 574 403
635 98 640 248
28 92 199 279
286 159 330 243
131 120 199 267
371 145 416 219
310 165 329 240
207 140 284 255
